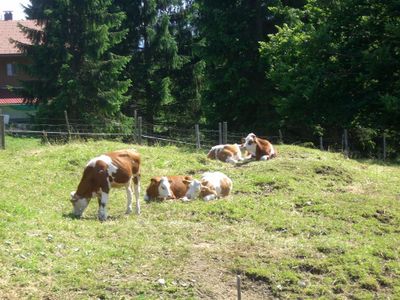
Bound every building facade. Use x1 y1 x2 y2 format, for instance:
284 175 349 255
0 12 38 123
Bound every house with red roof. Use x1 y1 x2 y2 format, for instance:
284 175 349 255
0 12 38 123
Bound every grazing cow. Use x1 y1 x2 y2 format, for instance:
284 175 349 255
183 171 233 201
144 175 193 201
242 133 276 161
207 144 251 164
70 149 141 221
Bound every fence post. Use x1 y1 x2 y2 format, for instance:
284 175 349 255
223 121 228 144
195 124 201 149
137 116 142 145
383 132 387 161
278 129 283 144
218 122 222 144
344 129 349 158
0 115 5 150
64 110 71 141
319 136 324 151
237 275 242 300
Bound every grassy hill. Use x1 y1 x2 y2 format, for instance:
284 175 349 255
0 136 399 299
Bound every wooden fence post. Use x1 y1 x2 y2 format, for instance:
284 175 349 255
223 121 228 144
237 275 242 300
344 129 349 158
64 110 71 141
278 129 283 144
218 122 222 144
0 115 5 150
133 110 138 141
383 132 387 161
195 124 201 149
137 116 142 145
319 136 324 151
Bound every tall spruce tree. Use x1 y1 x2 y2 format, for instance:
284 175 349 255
15 0 131 126
114 0 199 130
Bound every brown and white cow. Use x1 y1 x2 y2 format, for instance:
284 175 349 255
207 144 251 164
183 171 233 201
70 149 141 221
242 133 276 161
144 175 193 201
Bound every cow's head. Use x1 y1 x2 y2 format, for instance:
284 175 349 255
183 179 217 200
183 179 202 200
70 191 90 217
243 133 258 155
154 177 175 199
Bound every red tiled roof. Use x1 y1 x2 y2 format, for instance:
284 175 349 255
0 89 25 105
0 20 40 55
0 98 24 104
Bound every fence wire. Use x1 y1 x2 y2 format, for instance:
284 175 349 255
3 119 399 159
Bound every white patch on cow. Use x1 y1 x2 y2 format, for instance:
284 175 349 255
98 192 109 221
203 194 217 201
260 155 269 161
125 179 133 214
134 175 141 214
158 177 173 199
270 144 275 156
184 179 202 200
243 133 257 156
201 171 232 199
71 193 90 217
86 155 118 177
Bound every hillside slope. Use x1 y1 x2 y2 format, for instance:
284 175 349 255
0 137 399 299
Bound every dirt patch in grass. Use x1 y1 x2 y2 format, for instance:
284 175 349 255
181 246 272 299
314 165 353 183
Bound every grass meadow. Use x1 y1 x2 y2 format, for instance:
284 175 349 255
0 136 399 299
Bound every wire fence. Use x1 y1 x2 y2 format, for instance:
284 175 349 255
1 115 399 160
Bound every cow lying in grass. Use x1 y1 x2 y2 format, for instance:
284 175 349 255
182 171 232 201
207 144 251 164
70 149 141 221
144 175 193 201
242 133 276 161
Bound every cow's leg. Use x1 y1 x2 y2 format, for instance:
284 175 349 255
133 175 141 214
98 192 109 221
125 179 133 214
203 194 217 201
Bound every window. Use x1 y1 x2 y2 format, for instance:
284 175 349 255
6 63 17 76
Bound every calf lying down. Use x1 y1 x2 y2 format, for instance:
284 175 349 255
182 171 233 201
144 175 193 201
207 143 251 164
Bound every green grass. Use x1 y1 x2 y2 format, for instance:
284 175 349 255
1 136 399 299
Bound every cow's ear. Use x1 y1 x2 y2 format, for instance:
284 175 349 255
184 175 193 181
151 177 160 184
201 180 209 186
183 179 192 185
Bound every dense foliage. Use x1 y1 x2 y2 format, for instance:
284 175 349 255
15 0 131 125
17 0 400 155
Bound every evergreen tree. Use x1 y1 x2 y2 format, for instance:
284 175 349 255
197 0 287 132
114 0 199 130
15 0 131 126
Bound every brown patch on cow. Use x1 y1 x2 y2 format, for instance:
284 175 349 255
220 178 232 197
255 137 276 160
